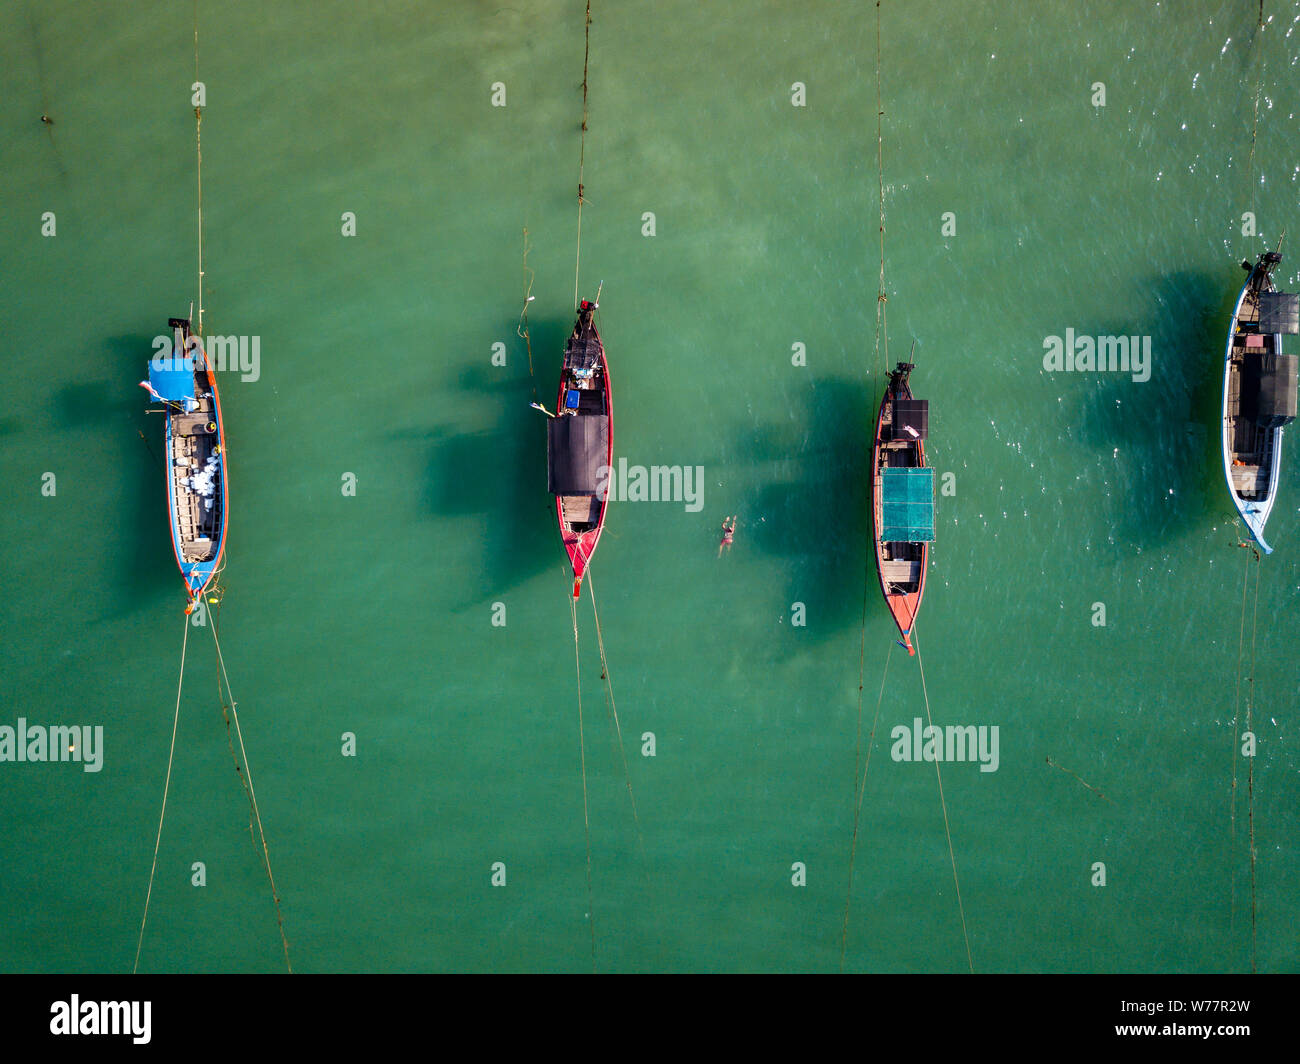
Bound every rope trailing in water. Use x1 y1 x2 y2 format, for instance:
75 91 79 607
1228 542 1262 973
1245 0 1267 221
569 590 597 972
573 0 592 311
1045 757 1113 804
843 0 895 972
133 611 190 973
914 627 974 973
137 428 164 470
585 572 643 851
194 1 205 334
1245 548 1260 973
1228 547 1249 945
873 0 889 385
209 610 293 973
840 641 892 970
518 228 538 405
206 583 252 845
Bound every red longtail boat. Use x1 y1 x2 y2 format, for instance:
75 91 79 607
871 361 934 655
547 299 611 598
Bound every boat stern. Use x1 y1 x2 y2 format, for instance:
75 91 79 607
181 559 219 605
568 540 589 597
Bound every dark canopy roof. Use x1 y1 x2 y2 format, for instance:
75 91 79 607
1248 353 1298 428
893 399 928 441
566 335 603 373
1259 292 1299 335
548 414 609 495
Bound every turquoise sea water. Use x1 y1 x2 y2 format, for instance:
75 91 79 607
1 1 1297 973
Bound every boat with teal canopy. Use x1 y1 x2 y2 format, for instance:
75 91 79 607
140 318 228 611
871 362 934 656
881 467 936 543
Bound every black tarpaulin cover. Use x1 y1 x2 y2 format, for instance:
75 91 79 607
893 399 929 441
567 335 603 372
1259 292 1300 335
548 414 609 494
1251 352 1298 428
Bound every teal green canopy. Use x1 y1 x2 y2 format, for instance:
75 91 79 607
881 467 935 542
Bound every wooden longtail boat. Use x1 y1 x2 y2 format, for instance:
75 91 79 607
548 299 611 598
140 317 228 611
1223 251 1298 554
871 361 934 655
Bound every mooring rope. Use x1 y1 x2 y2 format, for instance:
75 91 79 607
569 590 597 971
193 2 205 334
133 611 190 973
585 572 643 850
914 627 974 973
840 641 892 969
843 0 895 972
873 0 889 385
1228 540 1263 973
1245 1 1267 221
1045 756 1113 803
209 612 293 973
1228 547 1250 944
1245 548 1260 973
518 228 539 405
573 1 592 310
206 585 254 846
137 428 164 470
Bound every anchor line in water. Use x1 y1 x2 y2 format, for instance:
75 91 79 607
872 0 889 389
137 428 164 470
915 627 974 973
207 587 254 846
840 640 892 969
1228 547 1249 944
1228 542 1262 972
1245 0 1267 221
859 0 892 697
518 228 538 405
573 0 592 310
194 3 205 334
569 591 598 971
209 610 293 973
1245 548 1260 973
133 611 190 973
844 0 896 972
585 572 643 853
1045 757 1113 804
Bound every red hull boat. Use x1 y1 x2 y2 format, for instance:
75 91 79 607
548 299 611 598
871 362 934 655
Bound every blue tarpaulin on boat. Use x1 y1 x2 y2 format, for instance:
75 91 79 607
148 357 197 402
881 467 935 542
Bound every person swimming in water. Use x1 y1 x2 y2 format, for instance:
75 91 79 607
718 515 737 557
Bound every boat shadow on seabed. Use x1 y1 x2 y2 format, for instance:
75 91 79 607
746 374 872 647
85 334 177 619
1072 271 1231 552
422 322 573 607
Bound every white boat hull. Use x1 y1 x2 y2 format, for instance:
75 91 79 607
1222 268 1283 555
